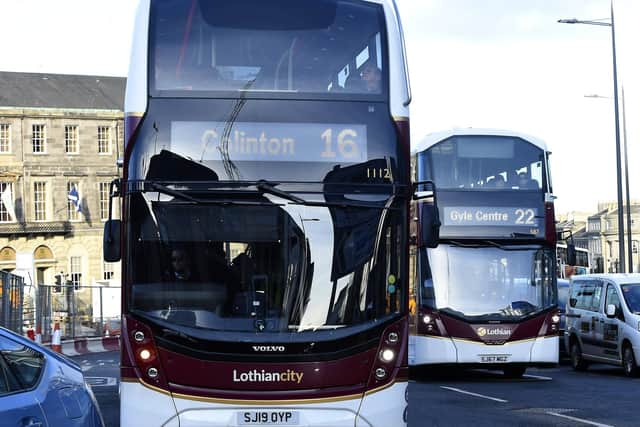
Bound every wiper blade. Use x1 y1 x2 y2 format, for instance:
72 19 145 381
511 232 537 238
161 327 198 343
150 182 199 202
256 180 306 204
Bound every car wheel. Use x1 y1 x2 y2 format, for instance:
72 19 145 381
570 341 588 371
503 366 526 378
622 346 639 377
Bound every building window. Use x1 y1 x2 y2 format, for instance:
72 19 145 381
103 262 115 280
99 182 110 220
634 241 638 254
70 256 82 290
32 124 46 153
33 181 47 221
0 182 15 222
98 126 111 154
588 220 600 232
67 182 81 221
0 124 10 153
65 125 79 154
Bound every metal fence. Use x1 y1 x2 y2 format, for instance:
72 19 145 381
33 284 121 342
0 270 24 334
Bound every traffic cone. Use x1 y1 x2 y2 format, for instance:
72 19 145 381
35 325 42 344
52 322 62 353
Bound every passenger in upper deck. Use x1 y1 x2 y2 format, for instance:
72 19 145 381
517 172 535 189
359 61 382 93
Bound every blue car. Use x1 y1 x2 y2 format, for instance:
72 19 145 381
0 326 104 427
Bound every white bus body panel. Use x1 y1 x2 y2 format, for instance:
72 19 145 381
412 128 549 155
410 336 558 365
120 381 179 427
357 382 407 427
120 381 406 427
125 0 150 116
124 0 410 120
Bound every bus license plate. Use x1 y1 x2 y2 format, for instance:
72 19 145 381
480 355 509 363
239 411 299 425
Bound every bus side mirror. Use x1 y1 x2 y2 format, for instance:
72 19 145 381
569 298 577 308
567 243 577 266
103 178 122 262
414 180 440 248
104 220 121 262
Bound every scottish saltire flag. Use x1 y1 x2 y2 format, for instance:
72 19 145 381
1 185 16 221
68 186 82 213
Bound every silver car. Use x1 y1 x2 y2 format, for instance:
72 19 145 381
0 326 105 426
565 274 640 377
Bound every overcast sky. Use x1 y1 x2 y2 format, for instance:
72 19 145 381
0 0 637 214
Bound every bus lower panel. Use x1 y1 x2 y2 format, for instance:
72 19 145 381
409 335 559 366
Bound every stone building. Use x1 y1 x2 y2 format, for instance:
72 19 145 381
0 71 125 329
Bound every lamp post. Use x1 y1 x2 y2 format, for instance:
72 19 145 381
559 1 625 272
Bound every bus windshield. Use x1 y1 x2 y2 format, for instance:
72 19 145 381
419 244 556 321
126 187 405 337
418 135 546 191
151 0 386 97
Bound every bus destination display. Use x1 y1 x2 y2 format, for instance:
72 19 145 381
171 121 368 163
444 207 539 227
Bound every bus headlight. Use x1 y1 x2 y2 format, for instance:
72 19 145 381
551 314 561 324
423 315 432 324
380 349 395 363
375 368 387 380
139 349 152 361
387 332 399 344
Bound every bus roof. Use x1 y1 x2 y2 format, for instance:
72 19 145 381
412 128 549 155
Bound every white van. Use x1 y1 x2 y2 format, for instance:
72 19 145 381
565 274 640 376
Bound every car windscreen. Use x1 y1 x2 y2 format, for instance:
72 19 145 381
621 284 640 313
150 0 387 98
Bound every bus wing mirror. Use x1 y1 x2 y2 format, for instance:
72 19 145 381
103 179 122 262
569 298 577 308
103 220 121 262
567 244 577 266
413 180 440 248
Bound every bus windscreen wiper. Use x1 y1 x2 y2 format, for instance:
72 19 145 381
256 180 306 204
147 182 281 206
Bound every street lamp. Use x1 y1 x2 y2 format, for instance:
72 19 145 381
559 1 625 272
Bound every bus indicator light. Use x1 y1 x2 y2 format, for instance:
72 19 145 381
148 367 159 379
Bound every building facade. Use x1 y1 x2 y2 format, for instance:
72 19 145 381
0 72 125 331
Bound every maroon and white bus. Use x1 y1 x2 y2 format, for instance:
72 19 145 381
410 129 560 378
104 0 415 425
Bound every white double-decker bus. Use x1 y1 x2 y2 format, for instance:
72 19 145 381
410 129 560 378
104 0 415 426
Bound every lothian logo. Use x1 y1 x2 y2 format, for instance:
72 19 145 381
252 345 286 352
476 326 513 338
